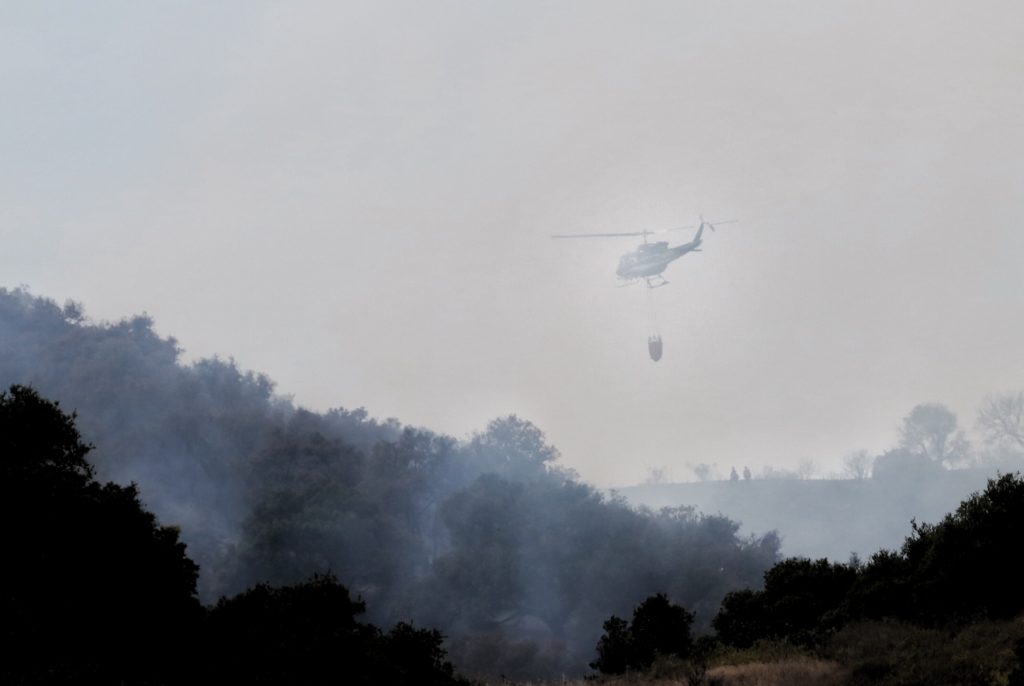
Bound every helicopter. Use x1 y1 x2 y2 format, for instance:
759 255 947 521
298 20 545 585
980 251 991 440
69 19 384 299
552 216 736 288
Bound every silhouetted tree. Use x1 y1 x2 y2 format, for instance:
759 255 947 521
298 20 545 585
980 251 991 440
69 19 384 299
899 473 1024 623
712 589 766 649
715 473 1024 652
206 574 467 685
378 622 463 686
978 392 1024 452
842 549 913 621
628 593 695 666
713 557 856 647
591 593 694 674
0 385 201 684
899 403 970 466
591 616 632 674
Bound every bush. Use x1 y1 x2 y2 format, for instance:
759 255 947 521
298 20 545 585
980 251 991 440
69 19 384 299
0 385 202 684
713 558 857 648
591 593 695 674
827 619 1024 686
206 574 469 686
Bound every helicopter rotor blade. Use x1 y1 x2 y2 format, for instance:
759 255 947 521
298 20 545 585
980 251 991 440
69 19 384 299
552 219 736 239
655 225 698 233
703 218 738 230
551 232 644 238
551 231 650 239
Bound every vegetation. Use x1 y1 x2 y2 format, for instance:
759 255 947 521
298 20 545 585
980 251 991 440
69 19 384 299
581 471 1024 685
9 287 1024 683
1 385 201 684
591 593 695 674
713 557 856 648
205 574 468 686
698 473 1024 685
0 288 779 679
0 384 469 685
826 619 1024 686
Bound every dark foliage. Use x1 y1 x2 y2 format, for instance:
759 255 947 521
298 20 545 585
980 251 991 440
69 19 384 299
415 477 776 678
711 588 766 649
828 619 1024 686
591 593 695 674
896 472 1024 623
713 473 1024 658
1009 638 1024 686
1 288 781 679
842 549 914 621
592 616 633 674
0 385 202 685
628 593 696 667
1 384 470 685
713 557 857 647
206 574 468 686
205 574 374 684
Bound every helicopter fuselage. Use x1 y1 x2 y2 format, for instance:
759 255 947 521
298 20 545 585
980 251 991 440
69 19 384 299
616 237 701 280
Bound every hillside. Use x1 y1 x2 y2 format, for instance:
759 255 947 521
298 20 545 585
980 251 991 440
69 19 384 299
616 470 993 561
0 287 779 680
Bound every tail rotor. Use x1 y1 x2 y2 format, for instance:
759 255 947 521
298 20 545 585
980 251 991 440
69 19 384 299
699 215 738 232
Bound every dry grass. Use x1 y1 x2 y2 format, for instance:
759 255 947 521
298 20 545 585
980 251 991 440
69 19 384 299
707 657 847 685
494 657 847 686
523 679 691 686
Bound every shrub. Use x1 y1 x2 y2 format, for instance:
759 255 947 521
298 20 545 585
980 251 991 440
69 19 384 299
591 593 695 674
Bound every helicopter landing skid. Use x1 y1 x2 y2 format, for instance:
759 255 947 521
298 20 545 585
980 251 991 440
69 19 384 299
644 276 670 289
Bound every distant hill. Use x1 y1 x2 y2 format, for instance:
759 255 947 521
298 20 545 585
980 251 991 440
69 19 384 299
615 470 994 561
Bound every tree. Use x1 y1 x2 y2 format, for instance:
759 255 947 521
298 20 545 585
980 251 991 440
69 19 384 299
900 473 1024 623
591 615 632 675
689 462 715 482
796 459 817 480
977 392 1024 452
469 415 560 480
712 589 766 649
0 385 202 684
591 593 695 674
842 450 872 480
378 622 462 686
628 593 695 667
712 558 857 647
846 474 1024 627
644 466 668 484
206 574 467 685
899 403 969 466
871 447 944 484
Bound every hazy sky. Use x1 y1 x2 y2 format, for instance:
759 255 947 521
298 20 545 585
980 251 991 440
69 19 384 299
4 2 1023 486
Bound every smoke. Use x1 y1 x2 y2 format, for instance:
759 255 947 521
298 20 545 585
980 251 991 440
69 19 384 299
9 286 1019 677
1 287 780 678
